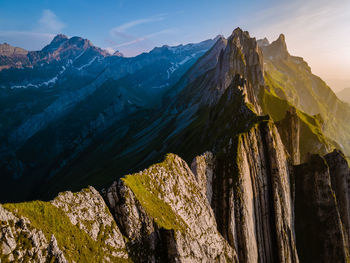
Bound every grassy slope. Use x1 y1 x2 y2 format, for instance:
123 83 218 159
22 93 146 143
2 191 130 263
122 153 188 232
261 72 330 160
264 57 350 157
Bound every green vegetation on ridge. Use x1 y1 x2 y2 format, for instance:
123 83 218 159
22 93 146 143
3 195 130 263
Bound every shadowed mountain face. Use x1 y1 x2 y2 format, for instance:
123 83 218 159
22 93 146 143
1 27 350 263
0 34 219 201
1 29 349 203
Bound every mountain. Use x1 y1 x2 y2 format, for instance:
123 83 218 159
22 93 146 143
337 87 350 104
0 43 29 70
0 34 219 201
1 27 350 262
258 34 350 160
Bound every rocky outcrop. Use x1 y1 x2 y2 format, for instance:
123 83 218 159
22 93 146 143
2 143 350 262
0 187 129 263
0 204 67 263
276 107 300 164
0 43 29 70
259 34 289 60
177 27 264 111
104 154 237 263
325 150 350 247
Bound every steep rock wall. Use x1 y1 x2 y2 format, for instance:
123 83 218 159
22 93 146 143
211 120 298 263
294 154 350 263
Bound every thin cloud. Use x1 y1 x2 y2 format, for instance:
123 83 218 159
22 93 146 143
110 28 174 48
0 9 65 50
110 14 166 36
38 9 65 33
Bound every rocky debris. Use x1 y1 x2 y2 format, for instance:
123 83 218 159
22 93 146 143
48 235 67 263
104 153 237 262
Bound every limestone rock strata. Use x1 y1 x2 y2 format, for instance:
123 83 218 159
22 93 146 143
294 151 350 263
104 154 237 263
210 121 298 263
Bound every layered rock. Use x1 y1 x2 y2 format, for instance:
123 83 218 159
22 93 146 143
104 154 237 262
210 120 298 263
276 107 300 164
325 150 350 246
294 154 350 263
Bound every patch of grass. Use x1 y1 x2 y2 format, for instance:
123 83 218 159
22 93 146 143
261 74 329 159
3 201 131 263
122 154 188 232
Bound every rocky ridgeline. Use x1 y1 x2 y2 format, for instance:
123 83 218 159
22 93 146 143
1 134 350 262
2 27 350 263
0 187 129 263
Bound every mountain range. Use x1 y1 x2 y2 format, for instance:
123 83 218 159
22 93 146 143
337 87 350 104
1 28 350 262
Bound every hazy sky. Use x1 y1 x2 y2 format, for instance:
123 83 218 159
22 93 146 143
0 0 349 90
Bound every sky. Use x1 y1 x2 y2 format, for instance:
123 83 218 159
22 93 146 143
0 0 349 91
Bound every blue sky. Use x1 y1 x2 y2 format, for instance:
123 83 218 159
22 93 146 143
0 0 349 90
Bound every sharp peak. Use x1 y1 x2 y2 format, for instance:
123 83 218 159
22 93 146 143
277 33 286 42
231 27 250 38
51 34 94 45
272 33 287 49
52 34 69 42
213 34 225 41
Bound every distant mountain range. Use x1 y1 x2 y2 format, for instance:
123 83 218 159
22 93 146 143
337 87 350 104
0 33 219 201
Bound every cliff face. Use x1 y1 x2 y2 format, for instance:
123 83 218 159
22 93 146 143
209 120 298 263
294 152 350 263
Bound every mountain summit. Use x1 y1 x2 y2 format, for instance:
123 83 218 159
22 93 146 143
259 33 289 59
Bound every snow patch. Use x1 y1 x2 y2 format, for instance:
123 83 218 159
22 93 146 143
151 83 169 89
76 56 97 71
